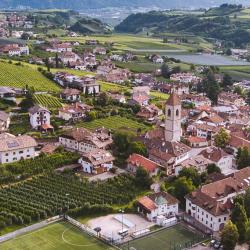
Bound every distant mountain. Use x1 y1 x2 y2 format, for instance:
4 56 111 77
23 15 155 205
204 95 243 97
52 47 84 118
0 0 249 10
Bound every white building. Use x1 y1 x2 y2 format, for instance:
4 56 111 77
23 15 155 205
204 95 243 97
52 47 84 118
0 133 37 163
78 149 114 174
59 127 113 153
0 111 10 132
137 192 179 222
186 167 250 232
28 105 51 130
199 146 234 175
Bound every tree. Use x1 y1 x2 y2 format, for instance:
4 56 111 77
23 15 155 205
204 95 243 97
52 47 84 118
178 167 201 187
234 86 244 96
237 147 250 169
245 221 250 245
222 73 233 88
161 63 171 78
231 203 248 243
190 64 195 71
171 177 195 207
113 130 135 153
207 163 221 174
96 92 110 106
128 141 147 157
135 166 152 189
55 53 59 68
221 220 239 250
214 128 230 148
85 111 96 121
243 189 250 218
84 87 89 98
225 48 232 56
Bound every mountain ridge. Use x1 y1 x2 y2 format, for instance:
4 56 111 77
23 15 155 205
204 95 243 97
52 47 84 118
0 0 249 10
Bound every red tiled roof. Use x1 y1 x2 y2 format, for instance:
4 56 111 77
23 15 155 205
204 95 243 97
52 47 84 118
166 92 181 106
138 196 157 211
127 153 158 172
187 136 207 143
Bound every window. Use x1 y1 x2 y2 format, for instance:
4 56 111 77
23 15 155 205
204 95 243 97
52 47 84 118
5 153 8 156
176 109 179 116
168 109 171 117
19 151 23 154
224 217 227 221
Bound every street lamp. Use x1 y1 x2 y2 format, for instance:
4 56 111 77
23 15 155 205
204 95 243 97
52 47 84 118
119 209 124 234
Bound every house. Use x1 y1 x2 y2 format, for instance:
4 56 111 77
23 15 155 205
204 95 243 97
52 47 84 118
58 103 92 121
105 68 130 84
46 42 72 53
93 47 106 55
133 73 156 87
54 72 78 87
59 127 113 153
85 40 98 45
151 55 164 64
28 105 51 130
136 104 163 121
186 136 208 148
137 192 179 222
59 52 80 65
129 86 150 106
127 153 159 177
0 133 37 163
0 111 10 132
229 130 250 154
199 147 234 175
156 83 189 95
83 52 97 68
185 167 250 232
107 93 126 104
78 149 114 174
212 105 239 115
0 86 17 101
73 76 100 95
176 154 213 175
60 88 81 103
181 94 212 107
170 73 201 85
0 43 29 56
218 92 246 107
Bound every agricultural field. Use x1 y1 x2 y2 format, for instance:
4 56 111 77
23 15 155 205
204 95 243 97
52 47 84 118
99 81 129 92
0 221 115 250
78 116 150 132
120 224 206 250
60 34 198 52
0 173 142 233
0 61 60 92
115 61 161 73
220 65 250 80
33 94 63 109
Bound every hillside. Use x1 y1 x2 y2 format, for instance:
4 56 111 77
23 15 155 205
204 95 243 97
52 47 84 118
70 17 111 34
0 61 60 92
0 0 249 10
115 5 250 47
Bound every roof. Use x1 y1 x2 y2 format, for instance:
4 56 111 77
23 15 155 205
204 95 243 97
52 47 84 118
166 92 181 106
199 147 230 163
138 192 179 212
28 105 49 115
81 149 114 166
61 88 81 96
0 111 10 122
187 136 207 144
127 153 158 172
0 133 37 152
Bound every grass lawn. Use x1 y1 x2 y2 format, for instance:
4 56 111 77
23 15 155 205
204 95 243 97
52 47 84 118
120 224 206 250
0 61 60 92
0 221 114 250
77 116 150 132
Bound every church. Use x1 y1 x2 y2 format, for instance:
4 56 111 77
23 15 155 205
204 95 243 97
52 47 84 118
143 92 191 175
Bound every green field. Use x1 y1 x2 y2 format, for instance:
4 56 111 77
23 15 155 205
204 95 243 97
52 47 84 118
1 221 114 250
0 61 60 92
33 94 63 109
120 224 206 250
220 65 250 80
78 116 150 132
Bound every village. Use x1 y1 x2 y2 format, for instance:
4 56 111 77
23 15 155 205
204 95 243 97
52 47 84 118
0 8 250 250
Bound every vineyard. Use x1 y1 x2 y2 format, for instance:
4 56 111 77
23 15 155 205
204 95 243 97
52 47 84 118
0 173 142 231
0 152 79 185
33 94 63 109
78 116 150 132
0 61 60 92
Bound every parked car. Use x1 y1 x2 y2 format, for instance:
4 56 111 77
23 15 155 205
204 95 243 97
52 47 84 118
214 241 221 249
210 240 216 246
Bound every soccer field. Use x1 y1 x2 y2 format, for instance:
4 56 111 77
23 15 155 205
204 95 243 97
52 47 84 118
1 221 115 250
120 224 206 250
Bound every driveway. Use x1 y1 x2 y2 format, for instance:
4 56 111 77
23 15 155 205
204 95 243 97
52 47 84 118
88 168 126 182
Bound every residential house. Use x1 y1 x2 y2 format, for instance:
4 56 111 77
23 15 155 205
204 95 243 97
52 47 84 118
137 192 179 222
58 103 92 121
60 88 81 103
137 104 163 121
28 105 51 130
78 149 114 174
108 93 126 103
0 86 17 101
218 91 246 107
59 52 81 65
0 43 29 56
199 146 234 175
151 55 164 64
0 111 10 132
181 94 212 107
186 136 209 148
46 42 72 53
170 73 201 84
0 133 37 163
127 153 159 177
93 47 106 55
185 167 250 232
73 76 100 95
59 127 113 153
